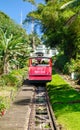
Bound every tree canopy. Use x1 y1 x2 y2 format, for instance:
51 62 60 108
0 11 30 74
24 0 80 60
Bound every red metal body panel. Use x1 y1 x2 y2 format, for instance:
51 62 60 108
28 57 52 82
29 66 52 81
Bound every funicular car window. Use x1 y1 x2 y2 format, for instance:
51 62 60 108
32 58 49 66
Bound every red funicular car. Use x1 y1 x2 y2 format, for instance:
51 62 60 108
28 54 52 83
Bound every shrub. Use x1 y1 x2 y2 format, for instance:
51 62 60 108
68 59 80 73
55 54 68 72
0 68 27 88
0 97 6 112
0 68 28 115
0 61 3 75
0 78 5 87
0 102 6 112
2 74 19 86
63 62 70 74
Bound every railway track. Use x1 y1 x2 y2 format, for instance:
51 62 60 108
28 84 59 130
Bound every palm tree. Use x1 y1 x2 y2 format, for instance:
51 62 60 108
0 29 26 74
60 0 80 9
60 0 80 25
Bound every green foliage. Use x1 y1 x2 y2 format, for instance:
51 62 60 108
0 68 27 88
63 62 70 74
63 15 80 59
0 97 6 112
55 54 68 72
0 60 3 75
1 74 19 86
61 9 75 20
24 0 80 67
60 0 80 10
55 53 80 78
0 102 6 112
10 69 26 81
23 0 80 85
69 59 79 73
62 59 79 74
0 11 30 74
0 67 28 114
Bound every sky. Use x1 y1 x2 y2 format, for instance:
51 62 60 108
0 0 44 34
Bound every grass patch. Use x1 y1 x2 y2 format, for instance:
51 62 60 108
47 69 80 130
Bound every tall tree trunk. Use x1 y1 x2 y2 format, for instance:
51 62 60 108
32 35 35 51
3 53 8 74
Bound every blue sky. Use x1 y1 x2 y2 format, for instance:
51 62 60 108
0 0 44 34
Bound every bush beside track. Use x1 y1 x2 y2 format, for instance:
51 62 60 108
46 69 80 130
0 67 28 116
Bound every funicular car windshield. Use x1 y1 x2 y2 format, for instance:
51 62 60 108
31 57 50 66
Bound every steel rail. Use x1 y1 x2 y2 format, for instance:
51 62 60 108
27 85 59 130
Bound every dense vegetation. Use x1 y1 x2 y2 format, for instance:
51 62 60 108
24 0 80 129
0 0 80 127
24 0 80 83
0 11 41 75
0 11 30 74
0 11 29 114
0 11 41 114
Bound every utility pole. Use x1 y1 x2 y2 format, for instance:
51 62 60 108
20 10 23 26
31 18 35 51
31 4 35 51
